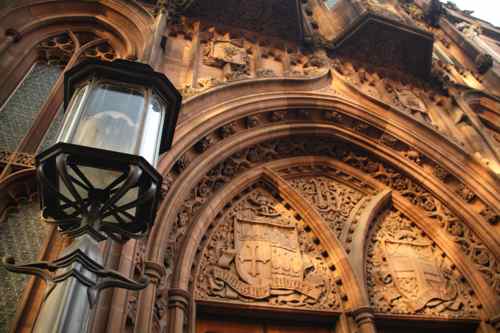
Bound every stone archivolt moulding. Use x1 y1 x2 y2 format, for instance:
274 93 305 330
134 81 500 330
153 154 489 332
149 132 500 312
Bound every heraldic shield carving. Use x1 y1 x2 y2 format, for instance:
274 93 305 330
195 187 340 311
381 239 457 312
367 210 479 318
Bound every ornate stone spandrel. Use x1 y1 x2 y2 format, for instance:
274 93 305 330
195 187 341 312
367 209 479 318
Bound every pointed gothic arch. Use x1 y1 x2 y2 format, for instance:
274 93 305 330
0 2 157 331
132 79 500 332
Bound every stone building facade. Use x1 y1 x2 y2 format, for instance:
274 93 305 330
0 0 499 332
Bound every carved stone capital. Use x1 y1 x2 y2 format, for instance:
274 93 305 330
351 307 375 326
144 261 166 284
351 307 376 333
167 288 191 312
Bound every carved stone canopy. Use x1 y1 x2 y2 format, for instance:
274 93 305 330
329 1 434 78
181 0 304 41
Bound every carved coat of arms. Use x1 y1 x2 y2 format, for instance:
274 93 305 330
210 209 322 301
199 190 338 310
368 210 478 317
381 239 457 312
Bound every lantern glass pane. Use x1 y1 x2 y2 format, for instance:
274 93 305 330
70 82 145 155
138 92 165 166
58 85 88 144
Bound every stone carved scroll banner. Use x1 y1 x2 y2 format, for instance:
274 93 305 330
195 188 340 311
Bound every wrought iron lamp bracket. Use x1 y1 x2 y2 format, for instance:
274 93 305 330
2 244 149 306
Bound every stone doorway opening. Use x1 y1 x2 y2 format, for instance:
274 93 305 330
196 303 337 333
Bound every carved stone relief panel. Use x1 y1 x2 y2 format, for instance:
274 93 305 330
195 186 341 312
163 135 499 301
202 38 251 81
286 176 366 241
332 60 435 127
367 209 480 318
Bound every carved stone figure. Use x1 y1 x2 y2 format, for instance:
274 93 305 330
203 39 250 81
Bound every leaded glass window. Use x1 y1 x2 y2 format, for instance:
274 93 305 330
0 199 50 331
0 63 61 151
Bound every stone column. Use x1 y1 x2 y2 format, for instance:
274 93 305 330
167 288 191 333
352 307 377 333
491 314 500 332
134 261 165 333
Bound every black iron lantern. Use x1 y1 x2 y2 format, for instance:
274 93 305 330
2 59 181 333
37 59 181 242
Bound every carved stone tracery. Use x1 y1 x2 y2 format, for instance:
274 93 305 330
287 176 366 241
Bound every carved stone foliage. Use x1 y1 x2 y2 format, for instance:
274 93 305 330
163 136 499 301
367 209 479 318
287 176 365 240
195 187 341 311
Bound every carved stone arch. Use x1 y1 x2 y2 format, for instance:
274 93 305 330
160 85 499 257
170 166 357 332
259 156 496 320
135 86 500 331
267 156 393 301
145 133 499 331
160 80 499 220
0 0 155 104
365 207 483 321
153 122 500 276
